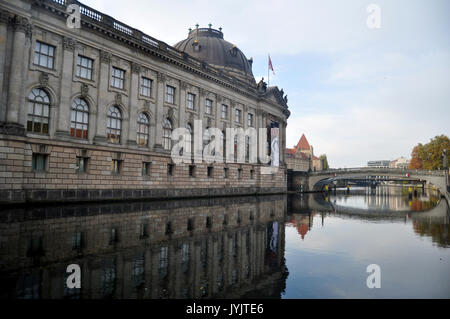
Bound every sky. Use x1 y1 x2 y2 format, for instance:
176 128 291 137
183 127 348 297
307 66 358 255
81 0 450 168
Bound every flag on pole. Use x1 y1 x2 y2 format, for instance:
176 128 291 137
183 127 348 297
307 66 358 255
268 54 275 75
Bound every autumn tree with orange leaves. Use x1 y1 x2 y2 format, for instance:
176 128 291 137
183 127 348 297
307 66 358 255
409 135 450 170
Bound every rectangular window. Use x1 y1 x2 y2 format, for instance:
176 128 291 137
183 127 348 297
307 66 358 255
207 166 213 178
111 67 125 89
238 168 242 179
167 163 174 176
141 77 153 97
250 169 255 179
187 93 195 110
205 99 213 115
248 113 254 127
159 246 168 277
76 55 94 80
33 41 55 69
181 243 190 265
111 159 122 174
72 232 83 250
166 85 175 104
235 109 241 123
76 157 88 173
189 165 195 177
110 228 119 244
142 162 151 176
32 153 47 172
223 167 228 178
140 224 148 238
221 104 228 119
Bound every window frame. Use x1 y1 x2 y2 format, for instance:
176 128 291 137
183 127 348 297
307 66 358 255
221 104 228 119
187 93 195 110
166 85 175 104
136 112 150 147
76 55 94 80
33 41 55 69
205 99 213 115
162 118 172 150
235 109 241 123
111 67 125 90
140 76 153 98
70 98 89 139
107 105 122 144
27 88 50 135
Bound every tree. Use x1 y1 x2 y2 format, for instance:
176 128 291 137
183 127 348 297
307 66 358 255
320 154 329 170
409 144 423 169
409 135 450 170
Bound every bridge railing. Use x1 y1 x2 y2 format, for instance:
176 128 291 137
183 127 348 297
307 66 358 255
312 167 446 176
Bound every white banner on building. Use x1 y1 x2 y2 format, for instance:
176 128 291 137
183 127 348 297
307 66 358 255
271 128 279 167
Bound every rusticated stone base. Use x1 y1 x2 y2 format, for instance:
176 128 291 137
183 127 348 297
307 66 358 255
0 187 287 204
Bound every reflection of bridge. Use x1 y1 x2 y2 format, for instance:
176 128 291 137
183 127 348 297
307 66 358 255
292 192 449 222
288 168 449 196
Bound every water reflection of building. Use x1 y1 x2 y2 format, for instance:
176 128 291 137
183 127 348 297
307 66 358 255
287 213 315 240
0 195 287 299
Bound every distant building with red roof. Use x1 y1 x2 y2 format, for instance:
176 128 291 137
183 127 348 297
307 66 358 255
285 134 324 171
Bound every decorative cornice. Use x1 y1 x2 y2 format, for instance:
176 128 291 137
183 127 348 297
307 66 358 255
80 83 89 98
62 36 76 51
39 72 49 87
131 62 141 74
12 15 32 37
0 9 12 25
157 72 166 83
198 88 206 97
30 0 290 116
179 80 188 90
100 50 111 64
115 93 122 105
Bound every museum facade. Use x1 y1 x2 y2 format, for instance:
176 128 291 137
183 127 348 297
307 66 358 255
0 0 290 203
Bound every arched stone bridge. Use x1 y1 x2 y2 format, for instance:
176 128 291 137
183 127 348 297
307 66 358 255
289 168 449 196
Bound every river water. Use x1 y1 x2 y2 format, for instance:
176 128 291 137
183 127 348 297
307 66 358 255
0 186 448 298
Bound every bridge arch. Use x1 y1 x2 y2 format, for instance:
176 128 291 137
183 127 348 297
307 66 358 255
305 168 448 194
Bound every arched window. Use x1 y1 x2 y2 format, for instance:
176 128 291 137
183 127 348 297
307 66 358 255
70 98 89 139
107 106 122 144
136 113 149 147
162 118 172 150
27 88 50 134
185 123 193 155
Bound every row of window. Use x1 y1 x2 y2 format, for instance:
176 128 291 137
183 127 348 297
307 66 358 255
27 88 257 151
32 151 261 181
33 41 254 125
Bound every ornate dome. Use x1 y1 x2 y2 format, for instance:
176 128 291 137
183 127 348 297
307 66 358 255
174 27 254 83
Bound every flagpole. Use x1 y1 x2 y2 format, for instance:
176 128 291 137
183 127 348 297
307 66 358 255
268 54 270 86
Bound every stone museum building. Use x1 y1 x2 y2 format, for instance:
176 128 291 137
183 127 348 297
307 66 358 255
0 0 290 203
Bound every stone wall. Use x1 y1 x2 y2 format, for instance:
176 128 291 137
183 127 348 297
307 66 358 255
0 134 287 203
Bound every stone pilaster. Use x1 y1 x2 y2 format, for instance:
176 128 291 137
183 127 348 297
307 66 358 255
179 80 187 127
127 62 140 147
199 87 208 122
4 15 32 136
93 50 111 144
0 9 12 123
153 72 165 151
55 37 77 139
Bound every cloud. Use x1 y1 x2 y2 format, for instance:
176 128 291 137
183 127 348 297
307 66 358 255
287 50 450 167
79 0 450 168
